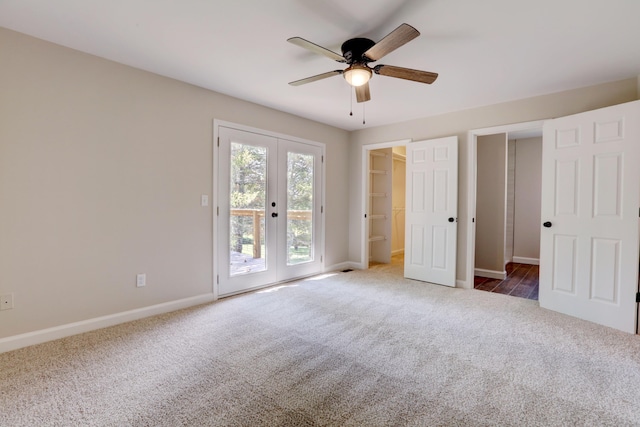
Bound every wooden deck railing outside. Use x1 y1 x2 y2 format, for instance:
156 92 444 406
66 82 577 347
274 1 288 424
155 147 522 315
230 209 311 259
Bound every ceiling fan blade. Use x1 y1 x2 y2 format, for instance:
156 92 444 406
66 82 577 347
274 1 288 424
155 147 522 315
373 65 438 84
287 37 346 63
363 23 420 62
289 70 344 86
355 82 371 103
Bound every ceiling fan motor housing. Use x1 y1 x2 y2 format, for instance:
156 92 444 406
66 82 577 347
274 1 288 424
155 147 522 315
341 38 376 64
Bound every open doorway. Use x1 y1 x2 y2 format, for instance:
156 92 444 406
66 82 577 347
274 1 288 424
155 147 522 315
362 140 410 275
467 121 544 300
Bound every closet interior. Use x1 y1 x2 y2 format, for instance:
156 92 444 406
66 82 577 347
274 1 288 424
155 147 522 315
368 147 406 267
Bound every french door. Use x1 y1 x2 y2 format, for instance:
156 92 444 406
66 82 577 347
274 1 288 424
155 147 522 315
539 100 640 333
217 126 323 296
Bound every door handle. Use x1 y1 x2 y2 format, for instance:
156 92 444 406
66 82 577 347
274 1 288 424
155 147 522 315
543 221 552 228
448 217 455 223
271 212 278 218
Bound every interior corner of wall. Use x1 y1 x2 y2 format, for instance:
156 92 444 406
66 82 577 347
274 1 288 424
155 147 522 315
637 75 640 100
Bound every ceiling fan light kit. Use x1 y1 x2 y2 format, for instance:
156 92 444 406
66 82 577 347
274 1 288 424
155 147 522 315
288 23 438 104
343 64 372 87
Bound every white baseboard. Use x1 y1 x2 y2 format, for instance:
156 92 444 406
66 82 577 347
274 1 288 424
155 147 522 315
325 261 362 272
456 279 471 289
474 268 507 280
513 257 540 265
0 293 215 354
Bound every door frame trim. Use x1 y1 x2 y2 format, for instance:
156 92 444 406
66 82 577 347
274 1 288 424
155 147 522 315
360 139 411 269
465 120 546 289
213 119 326 299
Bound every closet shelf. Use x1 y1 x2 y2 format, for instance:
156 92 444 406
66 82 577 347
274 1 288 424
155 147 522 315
370 151 388 158
368 235 386 242
370 169 388 175
369 214 386 220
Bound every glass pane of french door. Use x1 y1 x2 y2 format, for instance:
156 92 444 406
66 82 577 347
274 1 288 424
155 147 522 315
286 151 315 265
229 142 267 276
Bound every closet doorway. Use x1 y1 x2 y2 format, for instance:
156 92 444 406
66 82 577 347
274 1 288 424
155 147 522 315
362 140 410 273
468 121 544 300
362 136 459 287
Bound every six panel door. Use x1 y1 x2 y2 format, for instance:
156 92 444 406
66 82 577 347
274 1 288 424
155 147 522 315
404 136 458 287
539 100 640 333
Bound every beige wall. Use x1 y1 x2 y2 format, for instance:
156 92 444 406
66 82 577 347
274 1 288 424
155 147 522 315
0 28 350 339
475 134 507 272
348 77 639 284
513 137 542 260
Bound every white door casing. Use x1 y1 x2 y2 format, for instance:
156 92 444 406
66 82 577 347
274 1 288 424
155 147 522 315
539 100 640 333
404 136 458 287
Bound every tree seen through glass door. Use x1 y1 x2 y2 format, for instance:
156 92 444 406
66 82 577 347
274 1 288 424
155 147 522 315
287 152 314 265
229 142 267 276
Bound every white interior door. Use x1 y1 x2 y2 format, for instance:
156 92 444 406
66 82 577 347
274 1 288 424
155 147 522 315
218 127 324 297
539 100 640 333
404 136 458 286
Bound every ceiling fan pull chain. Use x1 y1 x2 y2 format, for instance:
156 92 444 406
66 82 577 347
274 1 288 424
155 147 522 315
362 102 367 125
363 102 366 125
349 89 353 116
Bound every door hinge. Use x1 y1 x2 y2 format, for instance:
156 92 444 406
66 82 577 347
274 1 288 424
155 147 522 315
217 137 220 147
217 206 219 216
321 206 323 214
217 275 219 285
321 155 324 163
636 292 640 303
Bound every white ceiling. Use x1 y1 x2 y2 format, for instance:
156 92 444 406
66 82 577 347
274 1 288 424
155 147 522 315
1 0 639 131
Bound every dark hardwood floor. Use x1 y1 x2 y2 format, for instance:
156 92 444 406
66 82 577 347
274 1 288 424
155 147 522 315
474 263 539 300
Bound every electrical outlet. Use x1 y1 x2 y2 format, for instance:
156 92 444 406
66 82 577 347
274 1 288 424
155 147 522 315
136 274 146 287
0 293 14 310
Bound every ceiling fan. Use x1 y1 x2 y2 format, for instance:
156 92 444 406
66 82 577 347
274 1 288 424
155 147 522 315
288 23 438 103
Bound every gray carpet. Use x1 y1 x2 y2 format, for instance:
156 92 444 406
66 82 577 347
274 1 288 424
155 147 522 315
2 262 640 426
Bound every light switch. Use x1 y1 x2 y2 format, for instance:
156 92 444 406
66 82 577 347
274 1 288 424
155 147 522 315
201 195 209 207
